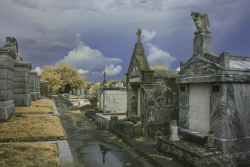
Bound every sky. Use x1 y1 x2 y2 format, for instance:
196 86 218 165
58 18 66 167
1 0 250 82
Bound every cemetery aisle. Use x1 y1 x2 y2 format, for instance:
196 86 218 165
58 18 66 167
53 96 155 167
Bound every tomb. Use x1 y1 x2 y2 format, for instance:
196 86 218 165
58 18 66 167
125 28 179 138
13 61 32 106
36 76 41 99
157 11 250 166
29 71 38 100
0 38 17 119
98 72 127 113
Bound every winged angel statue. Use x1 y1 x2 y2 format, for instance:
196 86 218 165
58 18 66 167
191 11 210 34
4 37 18 52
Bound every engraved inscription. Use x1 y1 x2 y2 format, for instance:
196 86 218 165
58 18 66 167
189 83 210 133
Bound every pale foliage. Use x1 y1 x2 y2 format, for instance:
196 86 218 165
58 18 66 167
41 63 86 90
88 82 101 96
107 79 114 86
151 65 168 70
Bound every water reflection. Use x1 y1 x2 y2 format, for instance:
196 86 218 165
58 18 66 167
98 144 112 164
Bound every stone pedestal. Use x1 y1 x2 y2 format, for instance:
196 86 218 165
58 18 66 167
124 121 134 139
29 71 38 100
193 33 212 57
13 61 32 106
0 47 17 119
169 126 180 141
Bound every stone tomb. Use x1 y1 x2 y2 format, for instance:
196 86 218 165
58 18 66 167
0 45 17 119
29 71 38 100
99 74 127 113
125 28 179 138
157 11 250 166
36 76 41 99
13 61 32 106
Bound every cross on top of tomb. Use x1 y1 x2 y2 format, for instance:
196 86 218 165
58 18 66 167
103 71 106 83
136 28 142 43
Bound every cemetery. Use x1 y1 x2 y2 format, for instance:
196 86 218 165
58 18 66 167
0 10 250 167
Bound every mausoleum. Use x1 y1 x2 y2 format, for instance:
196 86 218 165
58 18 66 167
125 28 179 138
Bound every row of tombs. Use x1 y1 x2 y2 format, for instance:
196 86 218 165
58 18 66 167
95 12 250 166
0 37 51 119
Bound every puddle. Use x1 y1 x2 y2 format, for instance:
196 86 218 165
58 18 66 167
78 144 123 167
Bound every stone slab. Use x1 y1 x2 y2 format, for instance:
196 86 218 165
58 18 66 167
0 89 13 101
30 92 38 101
13 88 29 94
0 100 15 120
13 97 31 106
0 80 13 90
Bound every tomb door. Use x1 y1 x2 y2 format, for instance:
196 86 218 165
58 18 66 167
101 93 104 109
189 83 210 134
138 88 140 118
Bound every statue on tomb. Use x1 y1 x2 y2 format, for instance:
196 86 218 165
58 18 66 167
3 37 23 61
191 11 210 34
4 37 18 52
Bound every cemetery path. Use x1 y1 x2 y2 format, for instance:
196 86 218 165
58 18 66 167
53 96 155 167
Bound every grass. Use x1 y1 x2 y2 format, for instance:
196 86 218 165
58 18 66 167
15 99 53 114
0 114 65 142
0 142 60 167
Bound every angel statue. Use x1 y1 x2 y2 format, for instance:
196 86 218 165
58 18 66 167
4 37 18 52
191 11 210 34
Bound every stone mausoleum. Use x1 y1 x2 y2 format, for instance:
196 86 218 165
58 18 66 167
98 72 127 113
157 11 250 166
126 28 179 138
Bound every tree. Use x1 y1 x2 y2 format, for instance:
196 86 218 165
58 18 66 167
41 63 86 90
88 82 101 96
151 65 169 70
107 79 114 87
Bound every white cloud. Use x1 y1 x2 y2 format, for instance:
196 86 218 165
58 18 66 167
175 67 180 71
52 41 72 49
103 64 122 76
55 34 122 71
76 33 81 39
78 69 89 75
147 43 176 69
34 66 42 76
141 29 157 42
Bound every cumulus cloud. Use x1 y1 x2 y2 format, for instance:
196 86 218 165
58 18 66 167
175 67 180 71
34 66 42 76
103 64 122 76
78 69 89 75
147 43 176 68
55 33 122 71
141 29 157 42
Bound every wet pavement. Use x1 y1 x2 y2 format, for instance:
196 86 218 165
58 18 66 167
53 96 155 167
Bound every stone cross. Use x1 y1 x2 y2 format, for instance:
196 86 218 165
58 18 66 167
136 28 142 43
103 71 106 82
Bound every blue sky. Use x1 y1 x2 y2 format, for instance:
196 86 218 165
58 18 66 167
1 0 250 82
